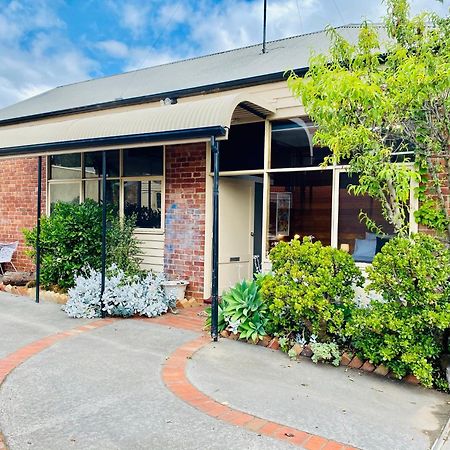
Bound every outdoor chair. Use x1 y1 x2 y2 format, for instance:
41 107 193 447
0 241 18 275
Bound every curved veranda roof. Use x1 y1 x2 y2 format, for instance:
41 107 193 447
0 93 274 158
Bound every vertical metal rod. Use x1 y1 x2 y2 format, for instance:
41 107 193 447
35 156 42 303
262 0 268 54
100 150 107 318
211 136 220 341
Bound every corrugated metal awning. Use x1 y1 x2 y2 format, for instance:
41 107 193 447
0 93 274 157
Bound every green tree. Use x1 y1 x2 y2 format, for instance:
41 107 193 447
288 0 450 239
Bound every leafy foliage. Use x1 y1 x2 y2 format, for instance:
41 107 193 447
260 237 364 341
24 200 143 290
207 279 270 342
288 0 450 239
310 342 341 366
63 266 173 318
346 234 450 387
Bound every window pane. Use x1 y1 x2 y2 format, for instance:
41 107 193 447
84 180 120 213
271 120 331 169
84 151 120 178
338 173 395 262
124 180 162 228
49 183 80 210
123 147 163 176
268 171 332 250
50 154 81 179
217 122 264 171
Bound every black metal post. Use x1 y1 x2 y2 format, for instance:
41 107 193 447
100 150 107 318
262 0 268 54
35 156 42 303
211 137 220 341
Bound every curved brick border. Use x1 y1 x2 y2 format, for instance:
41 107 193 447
162 335 357 450
0 318 117 450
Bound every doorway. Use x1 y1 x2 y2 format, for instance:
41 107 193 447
218 175 263 293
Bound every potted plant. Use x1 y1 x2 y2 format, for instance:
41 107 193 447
161 279 189 301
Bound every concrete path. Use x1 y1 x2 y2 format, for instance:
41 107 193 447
0 292 449 450
189 339 450 450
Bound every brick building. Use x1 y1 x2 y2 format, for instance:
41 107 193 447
0 26 425 300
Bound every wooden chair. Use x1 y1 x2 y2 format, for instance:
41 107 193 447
0 241 18 275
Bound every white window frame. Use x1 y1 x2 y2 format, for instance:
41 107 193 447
46 146 166 233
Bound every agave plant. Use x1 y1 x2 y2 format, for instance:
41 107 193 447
221 280 269 342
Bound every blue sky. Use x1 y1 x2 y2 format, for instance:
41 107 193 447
0 0 448 108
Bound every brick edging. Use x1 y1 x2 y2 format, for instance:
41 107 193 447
162 335 357 450
224 333 421 386
0 318 117 450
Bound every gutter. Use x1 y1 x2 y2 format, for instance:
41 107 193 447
0 126 227 157
0 68 308 127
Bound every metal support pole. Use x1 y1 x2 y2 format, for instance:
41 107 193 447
211 137 220 341
35 156 42 303
100 150 107 318
262 0 268 54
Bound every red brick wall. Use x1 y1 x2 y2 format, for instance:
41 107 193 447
0 157 46 272
164 143 207 300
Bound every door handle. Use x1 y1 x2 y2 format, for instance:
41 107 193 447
250 231 254 237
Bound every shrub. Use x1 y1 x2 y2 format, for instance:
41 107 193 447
310 342 341 366
207 279 270 342
24 200 143 290
63 266 173 318
260 237 364 341
346 233 450 387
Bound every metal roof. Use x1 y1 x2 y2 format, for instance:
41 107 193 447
0 93 275 157
0 25 385 123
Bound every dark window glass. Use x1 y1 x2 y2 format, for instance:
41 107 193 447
124 180 162 228
84 151 120 178
271 120 331 168
216 122 264 171
268 171 332 249
50 154 81 179
123 147 163 176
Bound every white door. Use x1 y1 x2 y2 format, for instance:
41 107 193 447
219 177 254 293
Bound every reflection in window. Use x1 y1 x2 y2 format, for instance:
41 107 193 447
49 183 80 211
268 171 332 248
338 173 395 262
50 154 81 179
123 147 163 177
84 151 120 178
271 120 331 169
124 180 162 228
84 180 120 213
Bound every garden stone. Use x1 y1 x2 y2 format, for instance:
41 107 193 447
300 344 313 357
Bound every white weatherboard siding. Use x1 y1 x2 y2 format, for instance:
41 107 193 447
136 232 164 273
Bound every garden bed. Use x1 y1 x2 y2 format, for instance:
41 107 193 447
219 330 421 386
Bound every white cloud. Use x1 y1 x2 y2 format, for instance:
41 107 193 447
0 1 97 108
96 40 129 58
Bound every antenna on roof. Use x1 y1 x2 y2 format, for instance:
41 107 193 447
262 0 267 54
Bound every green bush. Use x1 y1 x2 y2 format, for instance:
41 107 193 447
261 237 364 341
207 279 270 342
346 233 450 387
24 200 143 290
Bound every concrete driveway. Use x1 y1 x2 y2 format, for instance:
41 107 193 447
0 292 449 450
